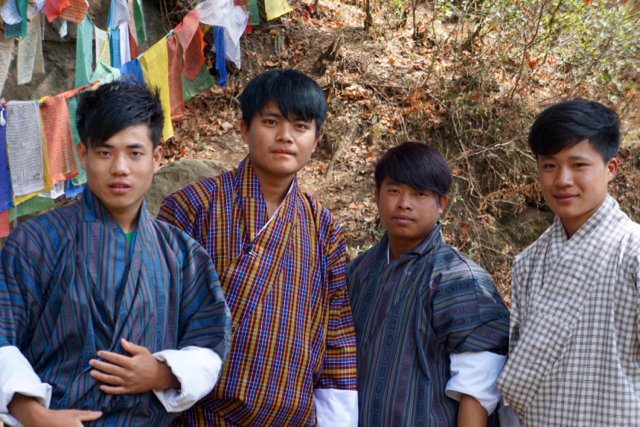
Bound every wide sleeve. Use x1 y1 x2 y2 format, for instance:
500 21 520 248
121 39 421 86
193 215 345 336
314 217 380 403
431 268 510 356
175 237 231 362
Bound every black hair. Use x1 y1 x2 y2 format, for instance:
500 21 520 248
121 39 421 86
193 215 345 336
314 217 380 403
375 141 452 197
76 81 164 150
529 99 621 162
240 69 327 136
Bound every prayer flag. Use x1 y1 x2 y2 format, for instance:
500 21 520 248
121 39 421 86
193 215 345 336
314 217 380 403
0 38 14 97
247 0 259 26
132 0 146 43
0 209 9 238
182 63 214 103
6 101 45 197
119 22 131 65
59 0 88 24
44 0 71 23
91 60 121 84
265 0 292 21
75 13 93 88
39 94 79 184
17 13 41 85
9 195 55 220
1 0 27 37
167 35 185 120
65 96 87 186
213 26 227 87
141 38 173 140
173 10 205 82
108 0 129 29
0 108 12 212
95 26 109 64
119 58 144 85
110 28 121 68
4 22 22 39
128 24 139 59
66 180 84 198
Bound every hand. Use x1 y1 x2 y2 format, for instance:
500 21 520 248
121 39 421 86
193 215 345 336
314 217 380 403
89 338 180 395
8 393 102 427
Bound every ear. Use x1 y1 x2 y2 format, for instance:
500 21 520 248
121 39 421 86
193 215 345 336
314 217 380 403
438 195 448 214
374 187 379 205
312 132 322 153
153 145 163 174
241 121 250 145
76 142 88 171
606 157 618 183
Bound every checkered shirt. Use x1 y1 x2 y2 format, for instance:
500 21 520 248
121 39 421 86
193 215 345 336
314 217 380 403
496 195 640 426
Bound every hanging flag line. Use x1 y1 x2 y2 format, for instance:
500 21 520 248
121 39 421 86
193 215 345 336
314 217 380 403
0 0 300 237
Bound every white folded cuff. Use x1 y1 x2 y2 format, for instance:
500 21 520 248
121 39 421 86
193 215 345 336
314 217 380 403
445 351 506 415
152 346 223 413
314 388 358 427
0 346 52 427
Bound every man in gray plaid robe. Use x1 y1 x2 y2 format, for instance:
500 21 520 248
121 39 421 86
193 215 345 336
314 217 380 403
496 100 640 426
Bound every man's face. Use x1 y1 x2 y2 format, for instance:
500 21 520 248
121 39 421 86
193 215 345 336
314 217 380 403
77 124 162 218
241 101 320 181
375 178 448 247
538 139 617 236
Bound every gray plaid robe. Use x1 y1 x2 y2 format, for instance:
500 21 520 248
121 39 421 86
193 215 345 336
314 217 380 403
497 195 640 426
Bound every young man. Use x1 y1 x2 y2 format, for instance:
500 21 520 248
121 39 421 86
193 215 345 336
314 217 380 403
496 100 640 425
347 142 510 426
0 82 231 426
158 69 358 426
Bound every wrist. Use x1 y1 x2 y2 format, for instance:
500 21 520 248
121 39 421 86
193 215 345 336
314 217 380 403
8 393 47 426
157 360 180 390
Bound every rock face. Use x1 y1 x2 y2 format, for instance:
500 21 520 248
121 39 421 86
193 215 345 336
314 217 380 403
3 0 167 101
145 159 234 217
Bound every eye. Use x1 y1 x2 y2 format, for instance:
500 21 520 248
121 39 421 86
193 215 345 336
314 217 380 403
264 119 277 125
97 150 110 157
388 188 400 194
416 192 426 197
573 163 587 168
295 123 310 130
542 163 555 169
131 152 143 158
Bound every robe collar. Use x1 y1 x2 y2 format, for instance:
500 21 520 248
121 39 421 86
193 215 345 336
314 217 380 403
551 194 616 243
384 222 443 264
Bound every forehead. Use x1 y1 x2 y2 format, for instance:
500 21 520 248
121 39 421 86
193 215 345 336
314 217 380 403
99 124 153 148
257 100 315 123
539 138 604 160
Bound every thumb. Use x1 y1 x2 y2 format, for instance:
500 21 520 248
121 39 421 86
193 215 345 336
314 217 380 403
77 410 102 421
120 338 146 355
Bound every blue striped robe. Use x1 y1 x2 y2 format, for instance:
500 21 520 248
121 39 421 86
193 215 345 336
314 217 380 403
347 224 509 426
0 187 231 426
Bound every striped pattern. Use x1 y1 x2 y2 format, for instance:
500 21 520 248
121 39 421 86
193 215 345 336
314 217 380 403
158 158 357 426
347 224 509 426
0 187 231 426
497 196 640 426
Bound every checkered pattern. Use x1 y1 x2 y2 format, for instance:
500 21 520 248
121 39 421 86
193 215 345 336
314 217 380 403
158 158 357 426
496 196 640 426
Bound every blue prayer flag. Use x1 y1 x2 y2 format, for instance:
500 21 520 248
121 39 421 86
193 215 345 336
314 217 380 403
0 108 12 211
213 26 227 88
119 59 144 86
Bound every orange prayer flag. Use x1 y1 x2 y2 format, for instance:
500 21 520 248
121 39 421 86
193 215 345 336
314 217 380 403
39 95 79 184
60 83 90 100
0 209 9 238
174 10 206 82
167 36 185 120
45 0 72 23
59 0 88 24
129 25 140 59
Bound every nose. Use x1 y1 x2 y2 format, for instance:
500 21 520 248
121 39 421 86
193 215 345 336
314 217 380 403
110 153 130 176
397 191 412 210
276 123 294 143
556 165 573 187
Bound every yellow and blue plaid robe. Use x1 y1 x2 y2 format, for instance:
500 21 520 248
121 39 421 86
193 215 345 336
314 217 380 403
158 158 357 426
0 186 231 425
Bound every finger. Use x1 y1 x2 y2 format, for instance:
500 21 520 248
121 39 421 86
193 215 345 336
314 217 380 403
99 384 130 395
89 359 128 377
76 410 102 421
96 350 132 368
90 369 125 386
120 338 149 356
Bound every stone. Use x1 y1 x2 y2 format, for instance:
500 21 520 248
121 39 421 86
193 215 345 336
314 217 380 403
145 158 233 217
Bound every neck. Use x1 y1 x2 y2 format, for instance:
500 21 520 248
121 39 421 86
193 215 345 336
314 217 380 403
387 236 423 263
107 203 142 233
560 196 607 238
252 167 294 218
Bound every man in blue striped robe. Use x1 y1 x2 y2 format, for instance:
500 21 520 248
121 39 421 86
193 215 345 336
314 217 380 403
0 82 231 426
347 142 510 426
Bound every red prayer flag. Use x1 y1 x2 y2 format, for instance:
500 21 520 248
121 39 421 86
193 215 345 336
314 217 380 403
173 10 206 82
129 25 140 59
45 0 72 23
167 35 185 120
0 209 9 238
59 0 88 24
39 95 79 184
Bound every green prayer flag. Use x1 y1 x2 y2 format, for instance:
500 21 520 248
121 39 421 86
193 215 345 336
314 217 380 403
247 0 260 26
133 0 146 44
18 0 28 38
182 64 214 103
91 60 122 84
75 14 94 88
66 96 87 186
9 196 56 221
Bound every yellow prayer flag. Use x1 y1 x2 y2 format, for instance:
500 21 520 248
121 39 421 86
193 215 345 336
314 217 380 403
100 33 111 67
140 38 174 141
265 0 292 21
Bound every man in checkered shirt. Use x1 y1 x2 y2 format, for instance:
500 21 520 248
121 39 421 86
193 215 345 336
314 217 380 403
496 99 640 426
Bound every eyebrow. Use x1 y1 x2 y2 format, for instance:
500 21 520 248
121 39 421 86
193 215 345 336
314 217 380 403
261 111 311 123
96 143 146 149
384 179 403 186
541 154 591 161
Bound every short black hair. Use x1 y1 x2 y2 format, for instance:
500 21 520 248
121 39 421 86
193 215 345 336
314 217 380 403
76 81 164 150
529 99 621 162
375 142 452 197
240 69 327 136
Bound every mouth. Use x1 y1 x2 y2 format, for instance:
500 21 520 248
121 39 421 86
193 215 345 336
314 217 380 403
553 194 578 202
392 214 415 224
271 149 295 156
109 183 131 194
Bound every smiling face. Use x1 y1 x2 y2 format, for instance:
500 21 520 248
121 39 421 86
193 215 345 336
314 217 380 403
538 139 617 237
376 177 448 256
242 101 321 182
76 124 162 227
